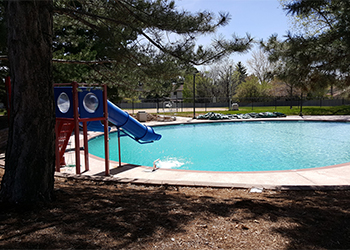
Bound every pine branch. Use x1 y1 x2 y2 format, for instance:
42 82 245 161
52 58 117 65
53 4 248 66
53 7 130 28
1 56 121 65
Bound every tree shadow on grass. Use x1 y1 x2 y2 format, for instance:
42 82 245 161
303 105 350 116
0 179 349 249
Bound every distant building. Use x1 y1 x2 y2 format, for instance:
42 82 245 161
170 84 183 100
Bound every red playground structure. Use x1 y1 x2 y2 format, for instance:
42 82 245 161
5 79 161 177
54 82 110 175
54 82 161 176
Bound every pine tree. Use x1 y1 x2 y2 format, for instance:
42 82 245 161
281 0 350 85
235 61 247 85
52 0 252 99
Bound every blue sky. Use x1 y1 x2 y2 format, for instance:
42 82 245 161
174 0 291 71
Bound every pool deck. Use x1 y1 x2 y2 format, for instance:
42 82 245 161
56 115 350 190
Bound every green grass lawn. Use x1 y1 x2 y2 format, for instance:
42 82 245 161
166 105 350 117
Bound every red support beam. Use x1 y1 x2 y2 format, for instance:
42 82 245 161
55 121 61 172
83 121 89 172
103 84 110 176
72 82 81 175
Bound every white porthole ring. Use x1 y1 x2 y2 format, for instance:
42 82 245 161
83 92 99 113
57 92 70 114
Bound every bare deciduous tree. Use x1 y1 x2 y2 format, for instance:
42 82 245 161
247 48 275 83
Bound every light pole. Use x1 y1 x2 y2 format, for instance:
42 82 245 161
229 65 232 110
228 65 232 110
193 71 197 119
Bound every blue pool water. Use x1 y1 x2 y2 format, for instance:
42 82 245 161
88 121 350 172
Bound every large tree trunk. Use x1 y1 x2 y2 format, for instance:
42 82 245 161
0 0 55 204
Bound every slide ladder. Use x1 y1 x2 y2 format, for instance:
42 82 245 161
56 121 75 165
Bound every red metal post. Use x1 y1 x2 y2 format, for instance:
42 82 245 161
72 82 81 174
55 121 60 172
103 84 110 176
118 128 121 168
83 121 89 172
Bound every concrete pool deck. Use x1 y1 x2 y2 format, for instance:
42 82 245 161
55 115 350 190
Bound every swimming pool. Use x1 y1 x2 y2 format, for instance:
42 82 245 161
88 121 350 172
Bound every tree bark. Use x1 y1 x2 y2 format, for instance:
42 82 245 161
0 0 55 204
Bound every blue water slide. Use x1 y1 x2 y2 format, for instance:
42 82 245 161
107 101 161 142
83 101 161 142
87 101 162 142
